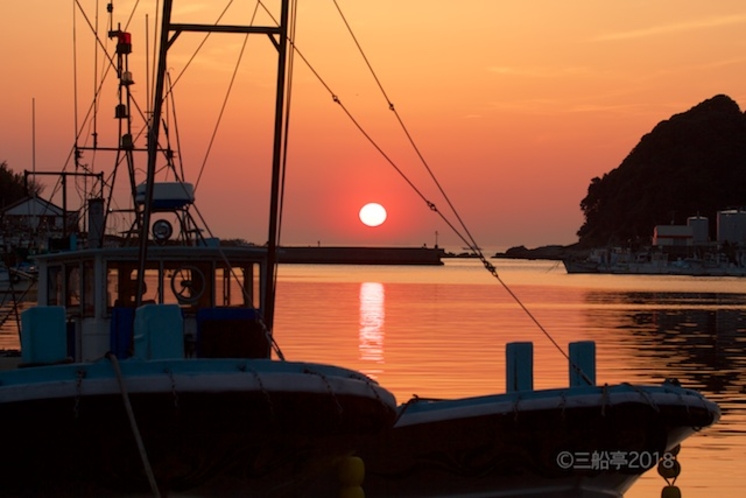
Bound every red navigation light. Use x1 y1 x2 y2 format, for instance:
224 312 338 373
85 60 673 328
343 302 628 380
117 32 132 55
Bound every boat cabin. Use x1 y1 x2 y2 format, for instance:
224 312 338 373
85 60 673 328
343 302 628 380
27 245 270 364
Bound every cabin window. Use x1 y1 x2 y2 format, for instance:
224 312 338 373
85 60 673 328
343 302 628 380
215 267 231 306
82 260 95 316
107 263 160 308
47 265 63 306
215 266 243 306
212 263 259 308
248 263 260 309
141 268 160 304
107 266 119 309
66 265 81 309
101 260 261 311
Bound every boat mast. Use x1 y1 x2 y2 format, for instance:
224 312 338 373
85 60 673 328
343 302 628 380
264 0 291 333
136 0 173 307
141 1 291 332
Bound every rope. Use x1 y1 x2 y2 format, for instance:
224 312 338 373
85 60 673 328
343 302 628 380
601 383 609 416
161 1 236 98
247 366 276 416
193 2 259 193
392 395 444 426
106 353 161 498
304 367 344 415
622 382 660 413
165 72 187 182
332 0 482 254
284 3 596 386
230 4 598 379
0 269 38 335
5 272 23 341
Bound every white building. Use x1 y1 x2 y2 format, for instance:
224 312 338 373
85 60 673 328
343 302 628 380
717 209 746 245
653 216 712 247
687 216 709 245
653 224 693 247
1 197 79 250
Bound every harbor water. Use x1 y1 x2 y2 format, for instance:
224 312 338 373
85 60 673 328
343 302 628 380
272 259 744 497
1 258 743 496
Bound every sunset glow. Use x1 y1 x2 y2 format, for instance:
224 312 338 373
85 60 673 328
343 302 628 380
4 1 746 250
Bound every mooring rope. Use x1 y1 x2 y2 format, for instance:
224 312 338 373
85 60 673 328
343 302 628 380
316 3 595 386
106 353 161 497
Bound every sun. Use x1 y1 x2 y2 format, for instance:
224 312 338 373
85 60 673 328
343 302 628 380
359 203 387 227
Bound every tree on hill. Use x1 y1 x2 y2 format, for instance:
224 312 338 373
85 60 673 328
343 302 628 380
0 161 44 208
577 95 746 248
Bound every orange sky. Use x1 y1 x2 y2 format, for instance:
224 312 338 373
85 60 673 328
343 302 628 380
2 1 746 251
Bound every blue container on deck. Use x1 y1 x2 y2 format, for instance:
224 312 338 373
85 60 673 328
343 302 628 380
20 306 68 365
110 307 136 358
196 307 266 358
133 304 184 360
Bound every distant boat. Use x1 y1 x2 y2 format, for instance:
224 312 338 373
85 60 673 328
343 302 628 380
0 265 16 289
564 247 746 276
0 264 35 295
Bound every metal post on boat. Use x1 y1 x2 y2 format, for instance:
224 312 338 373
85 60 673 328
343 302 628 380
263 0 291 335
506 342 534 392
136 0 174 308
88 197 105 249
569 341 596 387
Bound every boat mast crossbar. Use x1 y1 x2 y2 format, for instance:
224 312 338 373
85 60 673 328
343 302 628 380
166 24 282 51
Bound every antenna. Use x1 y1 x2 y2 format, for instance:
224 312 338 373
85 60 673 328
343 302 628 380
146 14 150 117
31 98 36 175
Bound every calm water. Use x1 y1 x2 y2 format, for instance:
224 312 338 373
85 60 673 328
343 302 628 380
273 259 745 497
1 259 743 496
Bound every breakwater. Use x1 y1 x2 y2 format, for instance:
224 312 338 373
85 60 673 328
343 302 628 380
277 246 445 265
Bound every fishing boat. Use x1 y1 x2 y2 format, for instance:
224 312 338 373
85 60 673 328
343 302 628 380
0 265 16 287
563 214 746 276
0 2 396 496
0 264 34 292
356 343 719 497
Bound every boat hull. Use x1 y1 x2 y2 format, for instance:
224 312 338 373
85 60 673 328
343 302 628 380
0 358 397 496
355 384 719 497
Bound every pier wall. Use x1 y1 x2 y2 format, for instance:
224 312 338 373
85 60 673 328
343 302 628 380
277 246 444 265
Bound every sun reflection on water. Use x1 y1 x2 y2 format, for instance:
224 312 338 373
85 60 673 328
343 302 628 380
359 282 385 378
